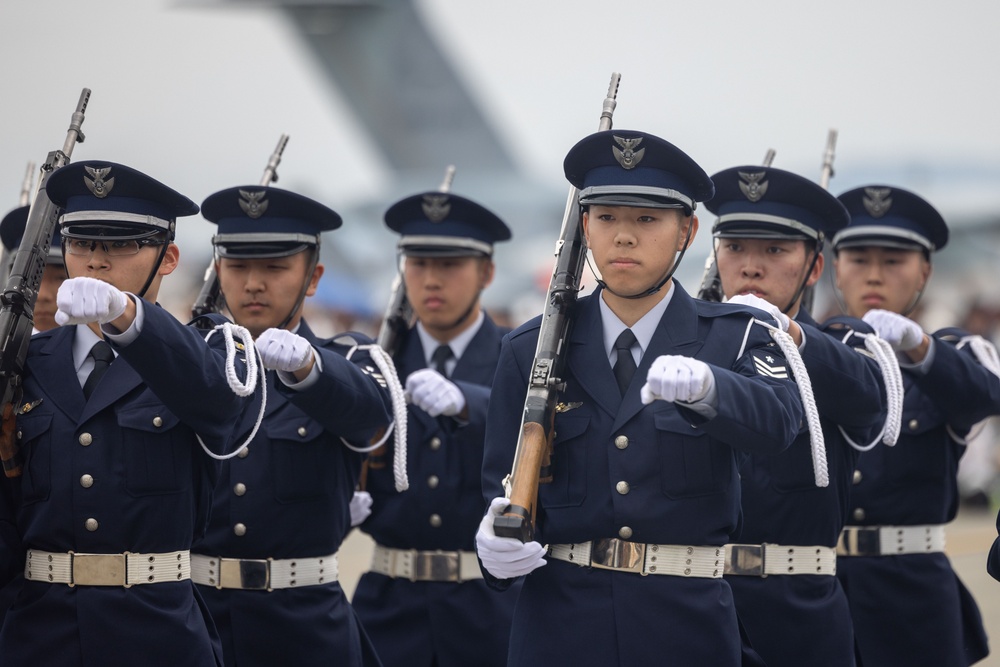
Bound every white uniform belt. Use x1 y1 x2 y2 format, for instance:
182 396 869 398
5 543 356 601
190 553 338 590
837 524 946 556
25 549 191 587
370 544 482 582
723 543 837 576
547 539 724 578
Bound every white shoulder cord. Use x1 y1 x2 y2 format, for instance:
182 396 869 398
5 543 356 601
837 332 904 451
958 334 1000 379
342 343 409 492
197 322 268 460
947 334 1000 444
755 319 828 487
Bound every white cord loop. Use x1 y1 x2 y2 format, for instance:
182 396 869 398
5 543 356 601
756 319 828 487
947 334 1000 444
342 343 409 492
958 334 1000 379
198 322 268 461
837 331 904 452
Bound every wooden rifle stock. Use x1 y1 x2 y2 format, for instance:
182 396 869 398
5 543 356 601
0 88 91 477
191 134 289 323
494 73 621 542
492 421 551 542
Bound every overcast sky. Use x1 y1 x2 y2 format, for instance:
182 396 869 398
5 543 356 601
2 0 999 319
4 0 1000 204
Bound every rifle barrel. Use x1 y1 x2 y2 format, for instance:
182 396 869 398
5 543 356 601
495 73 621 542
18 163 36 207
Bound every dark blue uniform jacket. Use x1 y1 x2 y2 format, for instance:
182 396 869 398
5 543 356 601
481 284 804 667
353 313 519 667
0 306 250 667
193 321 391 667
837 326 1000 667
729 312 886 667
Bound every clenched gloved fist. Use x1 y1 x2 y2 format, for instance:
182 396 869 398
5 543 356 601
405 369 466 417
255 328 315 372
641 355 715 405
475 497 547 579
862 309 925 351
55 277 129 326
349 491 373 527
727 293 790 332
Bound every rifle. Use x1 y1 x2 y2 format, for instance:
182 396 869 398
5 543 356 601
0 163 38 279
359 165 456 490
191 133 289 321
819 129 837 189
800 129 837 314
0 88 91 477
18 162 36 208
493 73 620 542
697 147 776 303
375 165 455 357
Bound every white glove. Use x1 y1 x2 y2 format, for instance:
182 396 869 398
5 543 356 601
475 497 548 579
405 369 466 417
863 309 924 351
349 491 372 527
255 328 315 372
641 355 714 405
727 293 790 332
55 277 129 326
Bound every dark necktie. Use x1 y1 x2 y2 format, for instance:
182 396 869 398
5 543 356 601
613 329 637 396
83 341 115 399
431 345 454 377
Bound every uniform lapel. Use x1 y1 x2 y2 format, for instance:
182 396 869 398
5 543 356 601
397 327 438 432
612 283 705 432
795 309 817 329
567 295 620 418
79 345 144 423
31 327 86 421
451 314 502 384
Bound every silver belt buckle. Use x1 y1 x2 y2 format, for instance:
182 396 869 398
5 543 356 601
590 538 646 575
414 552 459 582
71 552 128 587
725 544 765 577
220 558 270 590
838 527 881 556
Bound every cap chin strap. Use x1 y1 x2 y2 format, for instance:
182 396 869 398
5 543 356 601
426 255 487 334
276 247 320 332
901 288 926 318
442 292 481 334
62 238 169 300
592 220 694 300
135 242 170 300
780 237 824 314
827 257 928 318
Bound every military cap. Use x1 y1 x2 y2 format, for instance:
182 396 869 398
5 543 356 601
706 166 849 241
0 205 64 265
202 186 342 259
46 160 198 241
384 192 510 257
563 130 714 213
833 185 948 253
